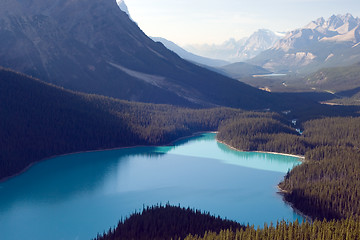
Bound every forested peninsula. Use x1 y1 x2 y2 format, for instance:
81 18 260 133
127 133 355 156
218 115 360 220
96 205 360 240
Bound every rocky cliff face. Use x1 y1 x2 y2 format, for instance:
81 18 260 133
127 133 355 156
184 29 281 62
236 29 281 60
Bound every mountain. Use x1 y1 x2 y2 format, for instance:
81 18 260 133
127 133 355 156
236 29 283 60
249 14 360 74
184 38 247 62
151 37 229 67
0 0 275 110
306 62 360 93
184 29 281 62
116 0 130 16
305 62 360 106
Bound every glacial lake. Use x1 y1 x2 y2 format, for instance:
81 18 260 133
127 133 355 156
0 133 303 240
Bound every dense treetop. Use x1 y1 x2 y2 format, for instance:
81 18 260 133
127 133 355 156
94 205 244 240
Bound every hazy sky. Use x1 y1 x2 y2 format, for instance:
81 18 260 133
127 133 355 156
124 0 360 46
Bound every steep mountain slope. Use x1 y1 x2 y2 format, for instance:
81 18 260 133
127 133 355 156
235 29 282 60
304 62 360 105
306 62 360 93
151 37 229 67
250 14 360 73
0 0 275 110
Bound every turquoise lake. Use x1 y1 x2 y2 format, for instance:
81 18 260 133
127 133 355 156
0 133 303 240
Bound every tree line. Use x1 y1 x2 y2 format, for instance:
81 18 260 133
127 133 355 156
95 204 360 240
218 115 360 220
94 205 244 240
185 218 360 240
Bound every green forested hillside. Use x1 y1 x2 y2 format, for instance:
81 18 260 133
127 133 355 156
279 118 360 220
0 67 243 180
218 115 360 220
301 63 360 105
217 114 307 155
306 63 360 93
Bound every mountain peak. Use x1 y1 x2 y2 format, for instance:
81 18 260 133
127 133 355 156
276 13 360 51
235 29 281 60
116 0 130 16
304 14 359 32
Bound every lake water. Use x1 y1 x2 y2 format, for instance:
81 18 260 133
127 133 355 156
253 73 287 77
0 133 303 240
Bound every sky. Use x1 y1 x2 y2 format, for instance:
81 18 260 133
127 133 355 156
124 0 360 46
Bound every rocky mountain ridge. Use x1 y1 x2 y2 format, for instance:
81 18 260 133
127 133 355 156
184 29 282 62
236 29 282 60
0 0 274 109
250 13 360 73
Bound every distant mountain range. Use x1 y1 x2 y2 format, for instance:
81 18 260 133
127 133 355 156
0 0 276 110
184 29 283 62
184 38 247 62
249 14 360 73
151 37 229 67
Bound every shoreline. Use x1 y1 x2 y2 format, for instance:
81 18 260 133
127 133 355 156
0 131 215 183
216 138 305 160
217 137 311 222
2 131 312 224
277 185 313 222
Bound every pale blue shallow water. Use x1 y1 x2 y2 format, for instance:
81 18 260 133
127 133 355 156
0 133 302 240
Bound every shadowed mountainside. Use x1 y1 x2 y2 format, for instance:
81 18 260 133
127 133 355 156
0 0 279 110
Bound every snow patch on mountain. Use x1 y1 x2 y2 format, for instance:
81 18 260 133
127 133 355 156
116 0 133 20
325 53 335 61
321 26 359 43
